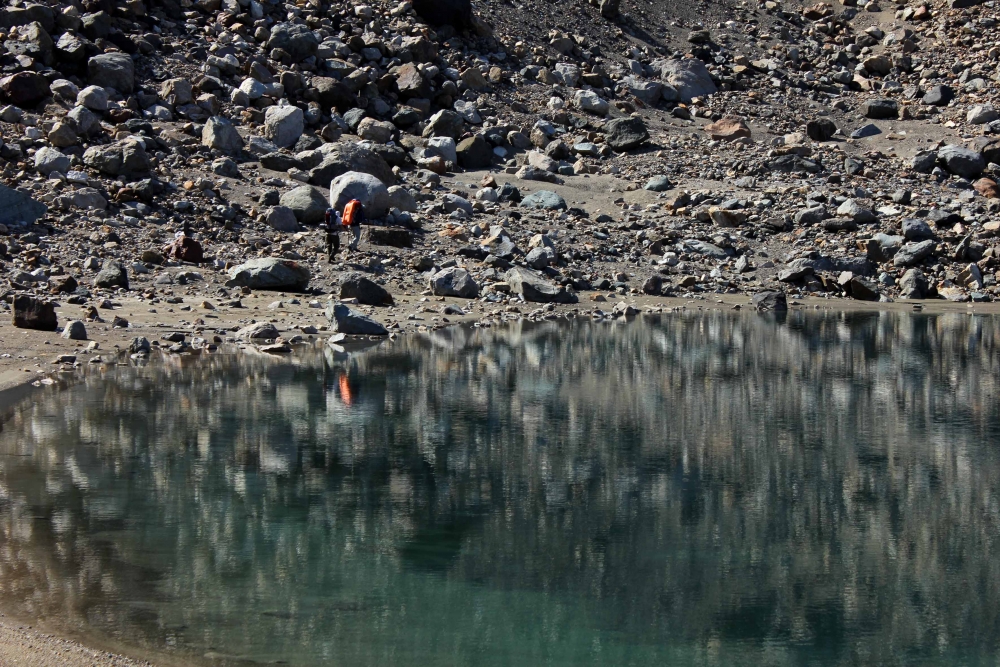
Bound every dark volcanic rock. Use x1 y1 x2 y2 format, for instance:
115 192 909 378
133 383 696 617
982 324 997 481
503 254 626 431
94 259 129 289
922 85 954 106
604 117 649 151
412 0 472 26
861 99 898 119
12 295 57 330
752 291 787 312
806 119 837 141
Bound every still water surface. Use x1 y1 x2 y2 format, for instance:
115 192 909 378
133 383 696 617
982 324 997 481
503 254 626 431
0 311 998 666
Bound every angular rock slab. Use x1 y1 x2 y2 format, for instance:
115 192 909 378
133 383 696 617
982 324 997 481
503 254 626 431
227 258 311 291
507 266 577 303
325 303 388 335
429 267 479 298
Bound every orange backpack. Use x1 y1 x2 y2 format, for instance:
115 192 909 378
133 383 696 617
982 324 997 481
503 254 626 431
342 199 363 226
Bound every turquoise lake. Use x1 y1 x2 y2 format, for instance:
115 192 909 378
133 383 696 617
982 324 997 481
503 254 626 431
0 310 997 666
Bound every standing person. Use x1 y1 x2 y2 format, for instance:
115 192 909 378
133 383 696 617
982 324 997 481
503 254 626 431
342 199 364 252
324 208 342 261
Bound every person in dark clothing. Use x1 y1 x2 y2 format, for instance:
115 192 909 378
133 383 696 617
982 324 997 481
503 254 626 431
324 208 342 261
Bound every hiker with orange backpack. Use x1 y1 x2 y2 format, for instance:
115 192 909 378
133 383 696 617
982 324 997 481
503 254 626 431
323 199 364 260
342 199 364 251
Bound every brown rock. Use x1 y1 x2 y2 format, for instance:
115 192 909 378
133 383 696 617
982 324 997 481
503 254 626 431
460 68 489 91
1 71 49 107
395 63 426 98
974 178 999 199
802 2 833 19
704 116 751 141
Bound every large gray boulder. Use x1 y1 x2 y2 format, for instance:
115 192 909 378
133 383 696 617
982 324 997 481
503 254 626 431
339 272 393 305
325 303 388 335
61 320 87 340
893 240 936 267
861 99 898 119
228 258 311 291
82 140 150 176
203 116 243 156
0 184 46 226
306 142 394 187
5 22 53 66
656 58 717 102
267 23 319 61
422 109 465 139
506 266 577 303
622 76 663 105
521 190 567 210
329 171 389 218
34 146 70 175
265 206 299 232
87 53 134 92
280 185 327 223
264 105 304 148
937 144 985 179
899 268 929 299
236 322 280 341
429 267 479 298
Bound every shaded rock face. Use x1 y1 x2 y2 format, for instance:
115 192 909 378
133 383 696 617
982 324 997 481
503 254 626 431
752 291 788 312
12 295 57 331
203 116 243 156
87 53 134 92
937 145 984 179
267 23 319 61
411 0 472 26
280 185 328 224
339 272 394 306
307 144 394 188
94 260 129 289
325 303 388 335
227 258 311 291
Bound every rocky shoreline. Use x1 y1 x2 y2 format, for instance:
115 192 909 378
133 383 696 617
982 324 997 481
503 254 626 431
0 0 1000 351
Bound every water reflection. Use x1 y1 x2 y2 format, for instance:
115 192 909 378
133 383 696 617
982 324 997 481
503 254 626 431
0 311 998 666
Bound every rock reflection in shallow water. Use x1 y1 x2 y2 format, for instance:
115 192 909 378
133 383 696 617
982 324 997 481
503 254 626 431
0 311 998 666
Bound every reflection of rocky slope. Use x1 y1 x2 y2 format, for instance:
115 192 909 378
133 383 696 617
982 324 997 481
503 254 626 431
0 312 999 664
